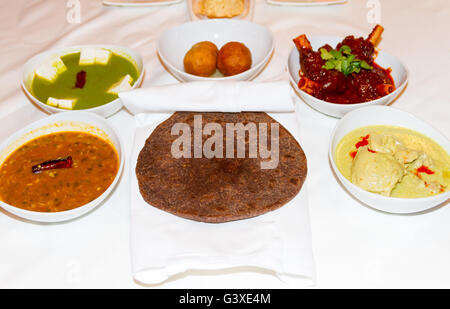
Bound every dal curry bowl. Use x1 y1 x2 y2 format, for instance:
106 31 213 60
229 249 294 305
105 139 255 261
329 106 450 214
22 45 144 118
0 112 124 223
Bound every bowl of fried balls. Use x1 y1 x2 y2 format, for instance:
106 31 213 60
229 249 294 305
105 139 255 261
157 19 274 82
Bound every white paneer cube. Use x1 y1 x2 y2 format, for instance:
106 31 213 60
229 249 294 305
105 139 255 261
107 74 134 94
79 48 112 65
79 48 97 65
95 49 112 65
57 99 76 110
46 97 59 107
46 97 76 110
35 57 67 83
52 57 67 73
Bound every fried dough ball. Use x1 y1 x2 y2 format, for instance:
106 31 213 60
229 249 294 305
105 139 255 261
183 41 218 77
217 42 252 76
192 41 219 55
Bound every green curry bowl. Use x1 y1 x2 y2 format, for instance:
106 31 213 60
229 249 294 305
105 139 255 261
22 45 144 118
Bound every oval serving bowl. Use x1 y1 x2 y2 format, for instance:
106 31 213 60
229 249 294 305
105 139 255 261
0 111 124 223
157 19 274 82
329 105 449 214
22 44 145 118
288 36 408 118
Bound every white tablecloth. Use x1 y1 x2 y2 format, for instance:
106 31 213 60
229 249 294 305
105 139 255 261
0 0 449 288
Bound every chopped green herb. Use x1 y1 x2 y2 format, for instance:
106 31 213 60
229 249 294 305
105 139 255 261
340 45 352 55
320 48 334 60
320 45 373 76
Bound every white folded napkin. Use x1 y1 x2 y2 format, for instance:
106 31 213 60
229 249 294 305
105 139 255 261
121 81 315 286
119 80 295 114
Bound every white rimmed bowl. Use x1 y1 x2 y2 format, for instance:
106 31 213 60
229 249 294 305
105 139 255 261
157 19 274 82
22 44 144 118
329 106 450 214
288 36 408 118
0 112 124 223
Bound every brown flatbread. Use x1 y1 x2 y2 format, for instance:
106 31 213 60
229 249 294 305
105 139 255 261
135 112 307 223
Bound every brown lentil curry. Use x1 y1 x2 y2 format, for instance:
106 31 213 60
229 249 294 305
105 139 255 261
0 132 119 212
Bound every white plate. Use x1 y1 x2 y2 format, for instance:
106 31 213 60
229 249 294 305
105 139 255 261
188 0 254 21
22 44 144 118
158 19 274 82
0 111 125 223
266 0 346 6
103 0 183 7
329 106 450 214
287 35 408 118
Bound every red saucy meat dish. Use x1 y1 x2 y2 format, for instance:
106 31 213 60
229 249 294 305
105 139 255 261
293 25 395 104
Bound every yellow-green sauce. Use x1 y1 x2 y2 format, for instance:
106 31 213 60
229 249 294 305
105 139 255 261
335 125 450 198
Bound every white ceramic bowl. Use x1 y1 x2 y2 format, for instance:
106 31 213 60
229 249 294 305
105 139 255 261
0 112 124 223
157 19 274 82
22 44 144 118
288 36 408 118
329 106 450 214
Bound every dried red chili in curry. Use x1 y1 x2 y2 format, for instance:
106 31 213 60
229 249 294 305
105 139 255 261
74 70 87 89
0 132 119 212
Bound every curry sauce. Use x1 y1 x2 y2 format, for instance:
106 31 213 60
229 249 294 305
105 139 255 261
335 126 450 198
0 132 119 212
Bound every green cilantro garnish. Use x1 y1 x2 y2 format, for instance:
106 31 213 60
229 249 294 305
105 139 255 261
320 45 373 76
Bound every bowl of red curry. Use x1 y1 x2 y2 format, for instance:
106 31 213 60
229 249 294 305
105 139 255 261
288 25 408 118
0 112 124 223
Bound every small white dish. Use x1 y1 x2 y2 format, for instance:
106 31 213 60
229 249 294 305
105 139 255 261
157 19 274 82
329 105 450 214
22 44 144 118
266 0 346 6
188 0 254 21
103 0 183 7
0 111 125 223
287 36 408 118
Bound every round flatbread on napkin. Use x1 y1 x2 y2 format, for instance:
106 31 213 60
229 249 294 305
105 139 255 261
135 112 307 223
